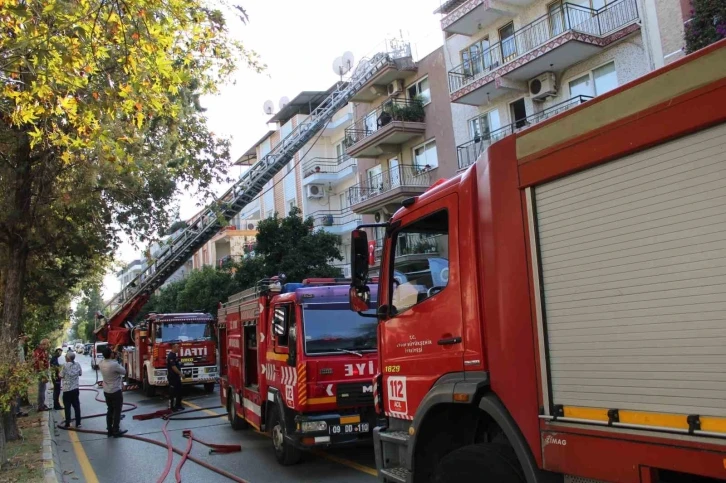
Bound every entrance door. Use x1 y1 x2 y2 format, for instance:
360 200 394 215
499 22 516 63
389 158 401 188
510 98 527 129
379 197 464 419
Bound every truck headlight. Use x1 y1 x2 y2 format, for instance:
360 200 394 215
154 370 167 377
301 421 327 433
205 367 217 374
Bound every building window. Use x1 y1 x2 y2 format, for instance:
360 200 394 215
288 199 296 215
266 209 274 219
407 76 431 104
340 193 349 211
468 109 501 140
335 141 346 161
568 61 617 98
413 140 438 170
499 23 516 62
460 38 491 75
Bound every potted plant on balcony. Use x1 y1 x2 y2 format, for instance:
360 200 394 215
386 96 425 123
322 214 334 226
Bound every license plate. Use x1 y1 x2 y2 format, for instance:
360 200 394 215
329 422 370 435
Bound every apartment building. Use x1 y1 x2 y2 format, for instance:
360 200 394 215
435 0 692 172
345 43 457 257
116 259 144 288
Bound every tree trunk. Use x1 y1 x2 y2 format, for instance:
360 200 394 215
2 411 18 442
0 129 33 447
0 412 6 467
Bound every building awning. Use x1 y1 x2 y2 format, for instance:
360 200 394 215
268 82 347 125
236 130 276 166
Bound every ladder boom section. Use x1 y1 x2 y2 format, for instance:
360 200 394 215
102 40 412 331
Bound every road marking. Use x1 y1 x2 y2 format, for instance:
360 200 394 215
182 400 221 416
68 429 100 483
311 449 378 477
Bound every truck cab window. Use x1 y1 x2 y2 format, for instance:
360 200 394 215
390 210 450 314
273 305 290 347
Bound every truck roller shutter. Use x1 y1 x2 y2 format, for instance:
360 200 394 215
534 123 726 418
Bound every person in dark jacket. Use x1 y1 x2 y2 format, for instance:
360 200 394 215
50 348 63 410
166 343 184 412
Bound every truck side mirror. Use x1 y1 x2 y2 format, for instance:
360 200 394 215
350 229 369 289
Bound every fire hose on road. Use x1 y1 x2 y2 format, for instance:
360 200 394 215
57 386 247 483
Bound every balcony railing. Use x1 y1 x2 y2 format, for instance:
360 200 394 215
457 95 593 170
302 155 354 178
345 98 426 147
448 0 639 93
348 165 432 206
311 209 362 229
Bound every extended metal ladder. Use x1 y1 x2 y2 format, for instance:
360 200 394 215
104 39 413 325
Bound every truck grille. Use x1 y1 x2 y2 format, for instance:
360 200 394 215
336 382 374 407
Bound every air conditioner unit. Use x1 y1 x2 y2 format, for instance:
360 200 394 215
245 221 258 231
387 79 404 96
306 184 326 199
529 72 557 101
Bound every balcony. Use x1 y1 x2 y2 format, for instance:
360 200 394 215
457 94 592 170
348 165 432 214
302 156 357 186
448 0 640 105
311 209 362 236
350 40 417 103
345 98 427 158
440 0 525 36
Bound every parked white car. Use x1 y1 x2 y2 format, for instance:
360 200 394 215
91 342 108 370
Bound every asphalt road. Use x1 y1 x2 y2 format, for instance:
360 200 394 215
52 355 377 483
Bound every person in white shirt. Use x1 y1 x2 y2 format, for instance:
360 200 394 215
59 352 82 428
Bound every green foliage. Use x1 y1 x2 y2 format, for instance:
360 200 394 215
384 96 426 123
0 362 34 413
139 209 345 317
250 207 344 282
71 284 105 343
684 0 726 53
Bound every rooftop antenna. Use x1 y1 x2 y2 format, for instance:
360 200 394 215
263 100 274 115
278 96 290 111
332 51 355 82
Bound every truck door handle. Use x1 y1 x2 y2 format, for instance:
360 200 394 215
438 336 462 346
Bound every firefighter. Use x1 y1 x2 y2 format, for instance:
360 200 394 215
166 343 184 412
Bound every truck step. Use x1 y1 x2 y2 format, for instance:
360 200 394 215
378 430 410 446
380 467 410 483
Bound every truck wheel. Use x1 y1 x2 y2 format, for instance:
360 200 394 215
203 383 215 393
269 407 301 466
227 395 248 430
142 370 156 397
431 443 525 483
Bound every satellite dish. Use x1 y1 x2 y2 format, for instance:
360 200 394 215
333 57 345 77
279 96 290 110
263 100 274 115
342 51 355 71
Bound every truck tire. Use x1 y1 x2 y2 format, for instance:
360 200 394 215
431 443 525 483
269 407 301 466
143 369 156 397
203 383 215 393
227 395 248 430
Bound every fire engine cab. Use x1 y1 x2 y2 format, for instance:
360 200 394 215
122 312 218 396
218 277 378 465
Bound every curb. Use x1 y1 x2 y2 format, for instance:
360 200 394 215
41 411 60 483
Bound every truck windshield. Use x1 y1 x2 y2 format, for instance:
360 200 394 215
156 322 211 342
302 304 377 355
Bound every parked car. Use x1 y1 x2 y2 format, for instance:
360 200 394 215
84 343 93 355
91 342 108 370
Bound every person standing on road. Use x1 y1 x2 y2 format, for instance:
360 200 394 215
166 343 184 412
33 339 51 411
99 347 127 437
60 351 82 428
50 348 63 410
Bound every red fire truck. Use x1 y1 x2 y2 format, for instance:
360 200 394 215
218 278 379 465
120 312 218 396
349 41 726 482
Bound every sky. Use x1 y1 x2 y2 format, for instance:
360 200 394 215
102 0 446 298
